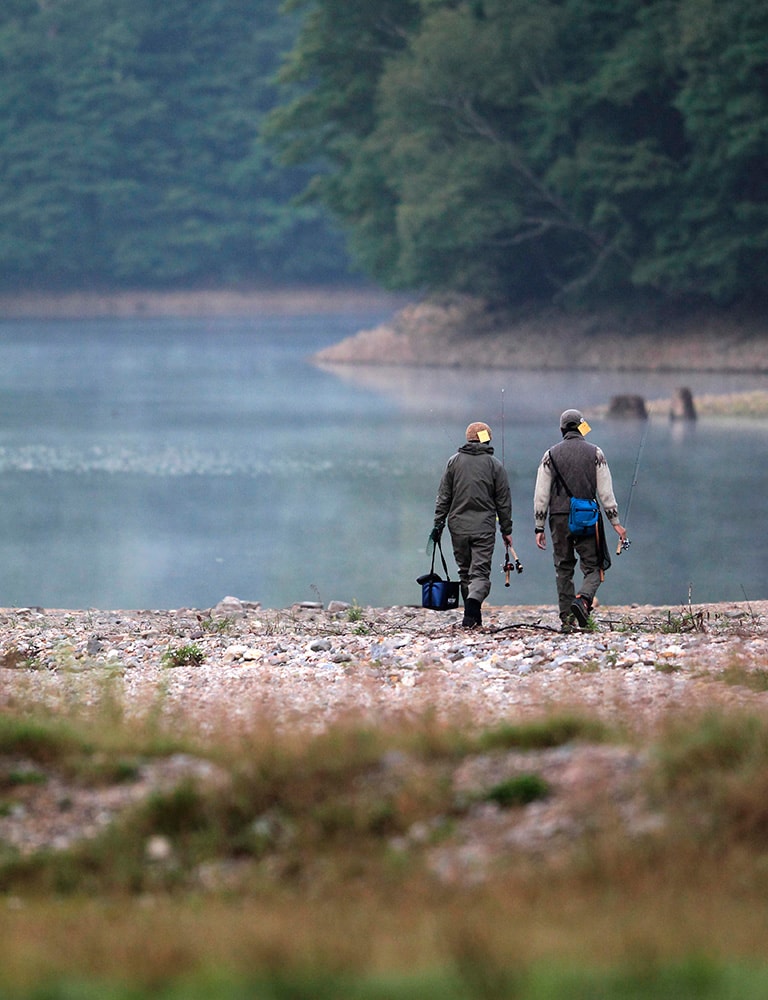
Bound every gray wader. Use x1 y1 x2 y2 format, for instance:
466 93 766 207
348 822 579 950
450 531 497 604
549 514 602 621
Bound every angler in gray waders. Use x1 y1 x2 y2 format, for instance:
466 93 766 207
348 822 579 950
431 422 514 629
534 409 627 631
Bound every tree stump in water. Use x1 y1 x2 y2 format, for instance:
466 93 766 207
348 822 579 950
670 386 697 420
607 394 648 419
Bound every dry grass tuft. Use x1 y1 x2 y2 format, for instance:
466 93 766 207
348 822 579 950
2 694 768 994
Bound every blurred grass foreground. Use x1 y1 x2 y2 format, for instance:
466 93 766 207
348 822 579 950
3 683 768 998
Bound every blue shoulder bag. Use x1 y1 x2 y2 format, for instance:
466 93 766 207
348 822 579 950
548 452 599 536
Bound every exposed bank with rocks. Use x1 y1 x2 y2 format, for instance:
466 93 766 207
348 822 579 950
1 597 766 874
314 296 768 373
3 596 765 735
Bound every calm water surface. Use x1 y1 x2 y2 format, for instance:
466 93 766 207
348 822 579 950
0 311 766 609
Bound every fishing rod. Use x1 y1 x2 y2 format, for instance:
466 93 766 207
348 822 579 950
499 388 523 583
503 542 523 585
501 387 506 468
616 417 650 555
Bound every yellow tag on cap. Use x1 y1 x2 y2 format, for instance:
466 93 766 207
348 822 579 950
477 429 491 443
578 419 591 436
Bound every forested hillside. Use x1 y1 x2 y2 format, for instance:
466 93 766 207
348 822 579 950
270 0 768 308
2 0 766 306
0 0 350 289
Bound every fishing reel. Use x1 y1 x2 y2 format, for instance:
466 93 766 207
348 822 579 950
502 547 523 586
616 537 632 555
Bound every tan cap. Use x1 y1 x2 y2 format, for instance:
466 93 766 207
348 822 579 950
466 421 492 442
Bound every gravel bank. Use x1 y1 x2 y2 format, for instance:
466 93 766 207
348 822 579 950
2 597 766 735
2 598 766 866
314 297 768 372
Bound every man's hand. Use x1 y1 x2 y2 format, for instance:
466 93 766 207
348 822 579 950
613 522 627 544
535 530 547 550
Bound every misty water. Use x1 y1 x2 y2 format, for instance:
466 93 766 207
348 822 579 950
0 308 766 611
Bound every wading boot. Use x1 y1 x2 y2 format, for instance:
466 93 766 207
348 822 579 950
462 597 482 629
560 613 576 634
570 594 591 628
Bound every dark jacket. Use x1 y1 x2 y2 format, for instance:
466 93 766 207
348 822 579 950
434 442 513 537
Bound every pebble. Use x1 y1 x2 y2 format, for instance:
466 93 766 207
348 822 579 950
308 639 332 652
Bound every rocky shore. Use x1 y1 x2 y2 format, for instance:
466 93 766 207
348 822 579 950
1 598 766 862
4 288 767 375
3 596 765 734
314 296 768 372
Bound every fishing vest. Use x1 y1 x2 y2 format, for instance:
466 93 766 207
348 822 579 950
547 433 598 516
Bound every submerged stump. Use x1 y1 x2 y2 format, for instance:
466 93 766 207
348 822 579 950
670 386 697 420
607 394 648 419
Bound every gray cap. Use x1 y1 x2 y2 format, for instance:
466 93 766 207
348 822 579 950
559 408 583 430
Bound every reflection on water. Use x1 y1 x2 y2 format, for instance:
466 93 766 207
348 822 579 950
0 313 766 609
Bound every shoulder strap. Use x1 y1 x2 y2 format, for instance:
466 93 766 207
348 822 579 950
547 450 573 498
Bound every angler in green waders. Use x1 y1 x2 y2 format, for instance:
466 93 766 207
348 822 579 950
534 409 627 632
431 421 514 629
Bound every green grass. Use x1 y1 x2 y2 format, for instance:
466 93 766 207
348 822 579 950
475 714 610 752
0 714 92 766
161 643 205 668
483 773 549 807
199 616 234 634
718 663 768 692
4 960 768 999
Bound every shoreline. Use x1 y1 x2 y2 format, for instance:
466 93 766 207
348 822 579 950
314 296 768 373
0 596 768 628
2 287 767 374
0 286 410 320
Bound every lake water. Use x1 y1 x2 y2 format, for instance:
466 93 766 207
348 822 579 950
0 309 766 610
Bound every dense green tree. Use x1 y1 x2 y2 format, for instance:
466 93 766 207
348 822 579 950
637 0 768 300
270 0 768 306
2 0 765 300
267 0 422 281
0 0 349 288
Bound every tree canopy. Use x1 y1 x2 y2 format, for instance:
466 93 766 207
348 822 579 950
269 0 768 306
0 0 349 289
